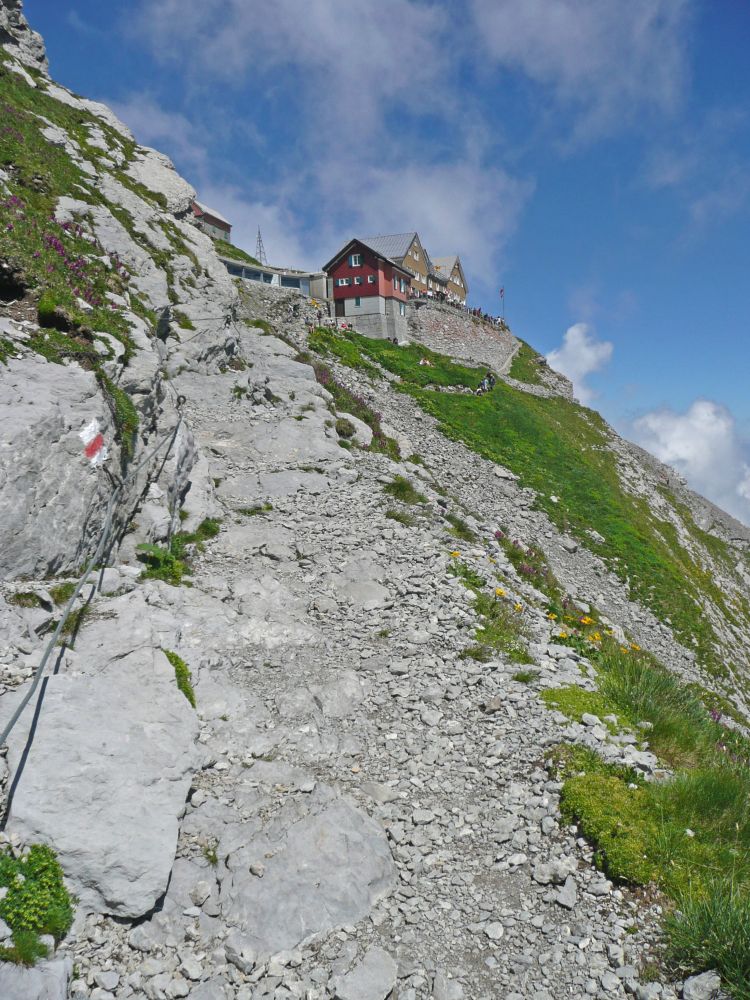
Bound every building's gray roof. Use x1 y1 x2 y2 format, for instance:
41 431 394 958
193 200 231 226
360 232 417 261
321 237 414 277
432 255 458 275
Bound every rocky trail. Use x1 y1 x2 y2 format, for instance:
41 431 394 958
0 304 712 1000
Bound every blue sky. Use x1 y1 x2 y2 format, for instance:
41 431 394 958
25 0 750 524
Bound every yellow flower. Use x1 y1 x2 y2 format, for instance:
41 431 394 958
580 616 594 626
590 632 602 642
495 587 506 597
547 612 558 620
620 646 629 653
450 551 460 558
514 602 523 612
630 643 641 651
559 632 569 639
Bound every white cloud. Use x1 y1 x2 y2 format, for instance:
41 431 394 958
633 399 750 526
317 158 533 286
546 323 613 403
131 0 449 140
470 0 691 138
108 94 208 174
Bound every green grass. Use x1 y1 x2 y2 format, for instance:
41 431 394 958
547 648 750 998
445 512 477 542
385 508 417 526
448 560 486 591
8 591 44 608
49 581 76 605
163 649 196 708
335 417 356 439
471 591 533 664
346 331 733 674
238 503 273 516
349 333 484 389
248 318 273 335
308 327 380 377
383 476 426 505
508 340 544 385
137 518 220 585
512 669 540 683
213 239 261 266
0 844 74 966
541 685 624 726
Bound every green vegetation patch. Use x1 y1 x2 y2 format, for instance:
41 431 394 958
352 333 485 389
213 240 261 266
547 648 750 997
137 518 220 585
300 355 400 460
445 513 477 542
540 684 625 728
308 327 380 377
49 581 76 606
471 591 533 664
0 844 74 966
238 503 273 517
248 318 273 335
163 649 196 708
508 340 544 385
385 508 417 527
448 559 486 591
383 475 426 505
8 591 44 608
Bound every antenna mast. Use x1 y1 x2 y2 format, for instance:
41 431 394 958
255 227 268 265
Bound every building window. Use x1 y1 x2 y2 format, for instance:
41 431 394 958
393 276 398 290
354 276 363 285
400 278 406 293
355 296 361 307
367 274 376 283
349 253 362 267
399 302 406 316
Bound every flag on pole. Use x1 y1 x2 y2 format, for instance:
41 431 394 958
499 287 505 299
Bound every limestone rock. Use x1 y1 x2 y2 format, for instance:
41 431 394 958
332 946 397 1000
682 971 722 1000
4 644 200 917
0 957 72 1000
219 794 395 958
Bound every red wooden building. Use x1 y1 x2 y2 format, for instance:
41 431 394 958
322 237 412 340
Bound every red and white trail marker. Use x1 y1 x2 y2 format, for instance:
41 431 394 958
79 418 108 466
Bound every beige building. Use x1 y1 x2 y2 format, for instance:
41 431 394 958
361 232 469 303
432 255 468 303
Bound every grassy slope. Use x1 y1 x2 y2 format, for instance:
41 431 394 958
308 329 746 680
508 339 543 384
213 238 261 266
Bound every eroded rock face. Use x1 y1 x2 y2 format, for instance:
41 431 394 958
0 352 114 580
0 956 72 1000
0 0 48 73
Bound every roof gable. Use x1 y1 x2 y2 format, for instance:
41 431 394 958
321 237 413 278
192 200 230 226
360 232 418 261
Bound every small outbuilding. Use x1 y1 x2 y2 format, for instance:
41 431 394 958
190 200 232 242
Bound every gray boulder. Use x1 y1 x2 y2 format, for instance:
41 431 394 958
4 644 200 917
0 957 72 1000
220 794 395 958
682 971 722 1000
332 946 398 1000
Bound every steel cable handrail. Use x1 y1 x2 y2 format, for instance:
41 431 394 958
0 410 184 749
